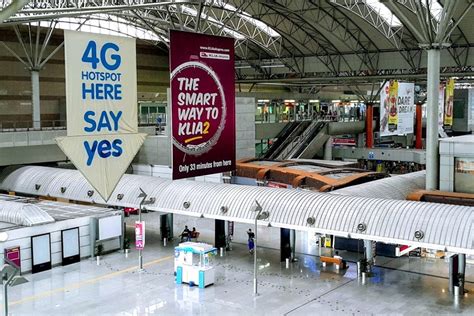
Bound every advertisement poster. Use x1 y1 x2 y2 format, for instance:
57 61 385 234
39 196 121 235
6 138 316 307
455 158 474 194
135 221 145 250
57 31 146 200
444 78 455 128
438 84 445 128
387 80 399 132
380 81 415 136
170 30 235 180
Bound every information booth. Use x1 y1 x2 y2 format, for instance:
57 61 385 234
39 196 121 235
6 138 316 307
174 242 217 288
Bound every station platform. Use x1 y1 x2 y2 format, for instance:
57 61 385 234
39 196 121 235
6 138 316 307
3 227 473 315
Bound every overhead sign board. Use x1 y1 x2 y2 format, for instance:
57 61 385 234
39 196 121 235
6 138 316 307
57 31 146 201
380 81 415 136
170 30 235 180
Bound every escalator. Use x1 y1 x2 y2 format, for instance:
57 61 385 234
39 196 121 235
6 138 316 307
288 121 327 159
261 121 300 158
278 121 329 159
264 120 361 161
265 121 311 159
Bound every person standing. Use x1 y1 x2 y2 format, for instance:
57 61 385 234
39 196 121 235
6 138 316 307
247 228 255 253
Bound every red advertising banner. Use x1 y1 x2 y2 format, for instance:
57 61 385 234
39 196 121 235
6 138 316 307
135 221 145 250
170 30 235 180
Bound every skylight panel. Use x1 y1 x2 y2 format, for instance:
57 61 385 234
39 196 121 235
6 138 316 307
365 0 402 27
179 5 245 40
31 14 164 42
422 0 444 21
205 0 280 37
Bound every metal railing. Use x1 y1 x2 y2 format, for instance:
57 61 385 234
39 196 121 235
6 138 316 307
0 120 66 132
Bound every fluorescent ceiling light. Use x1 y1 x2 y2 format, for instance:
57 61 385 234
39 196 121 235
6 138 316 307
235 65 252 69
258 99 270 102
260 64 285 68
309 100 320 103
331 100 341 103
284 99 295 103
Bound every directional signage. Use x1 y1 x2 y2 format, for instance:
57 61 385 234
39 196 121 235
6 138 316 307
170 30 235 180
57 31 146 201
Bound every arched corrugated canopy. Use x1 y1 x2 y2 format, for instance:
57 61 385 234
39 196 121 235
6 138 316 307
0 199 55 226
333 171 426 200
1 166 473 255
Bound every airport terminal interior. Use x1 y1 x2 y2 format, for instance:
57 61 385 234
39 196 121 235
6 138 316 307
0 0 474 315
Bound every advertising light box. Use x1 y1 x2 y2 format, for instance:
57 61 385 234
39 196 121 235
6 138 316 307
170 30 235 180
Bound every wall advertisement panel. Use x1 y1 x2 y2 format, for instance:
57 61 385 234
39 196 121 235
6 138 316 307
444 78 455 128
380 81 415 136
170 30 235 180
61 227 80 266
31 233 52 274
455 158 474 194
57 31 146 201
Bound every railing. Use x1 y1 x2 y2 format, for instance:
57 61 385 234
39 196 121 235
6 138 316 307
0 120 66 132
256 111 366 124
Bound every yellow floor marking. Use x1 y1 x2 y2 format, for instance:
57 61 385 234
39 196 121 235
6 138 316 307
8 255 173 307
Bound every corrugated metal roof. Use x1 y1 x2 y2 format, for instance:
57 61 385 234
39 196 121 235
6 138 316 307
0 200 55 226
332 171 426 200
0 166 472 254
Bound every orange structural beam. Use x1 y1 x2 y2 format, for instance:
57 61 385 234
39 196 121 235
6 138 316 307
407 190 474 206
415 102 423 149
366 103 373 148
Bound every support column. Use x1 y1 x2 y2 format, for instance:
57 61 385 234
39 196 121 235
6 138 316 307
280 228 291 262
290 229 296 261
426 49 441 190
458 254 466 294
324 136 333 160
215 219 226 249
415 102 423 149
449 254 459 293
365 103 373 148
160 214 173 241
31 70 40 129
364 240 375 273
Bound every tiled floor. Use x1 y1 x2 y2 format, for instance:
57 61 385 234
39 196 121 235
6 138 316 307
4 228 473 315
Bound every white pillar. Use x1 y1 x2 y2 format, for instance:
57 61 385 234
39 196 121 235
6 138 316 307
426 49 440 190
364 239 375 273
324 136 333 160
31 70 41 129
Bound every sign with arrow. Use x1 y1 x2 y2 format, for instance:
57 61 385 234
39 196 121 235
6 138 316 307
56 30 146 201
